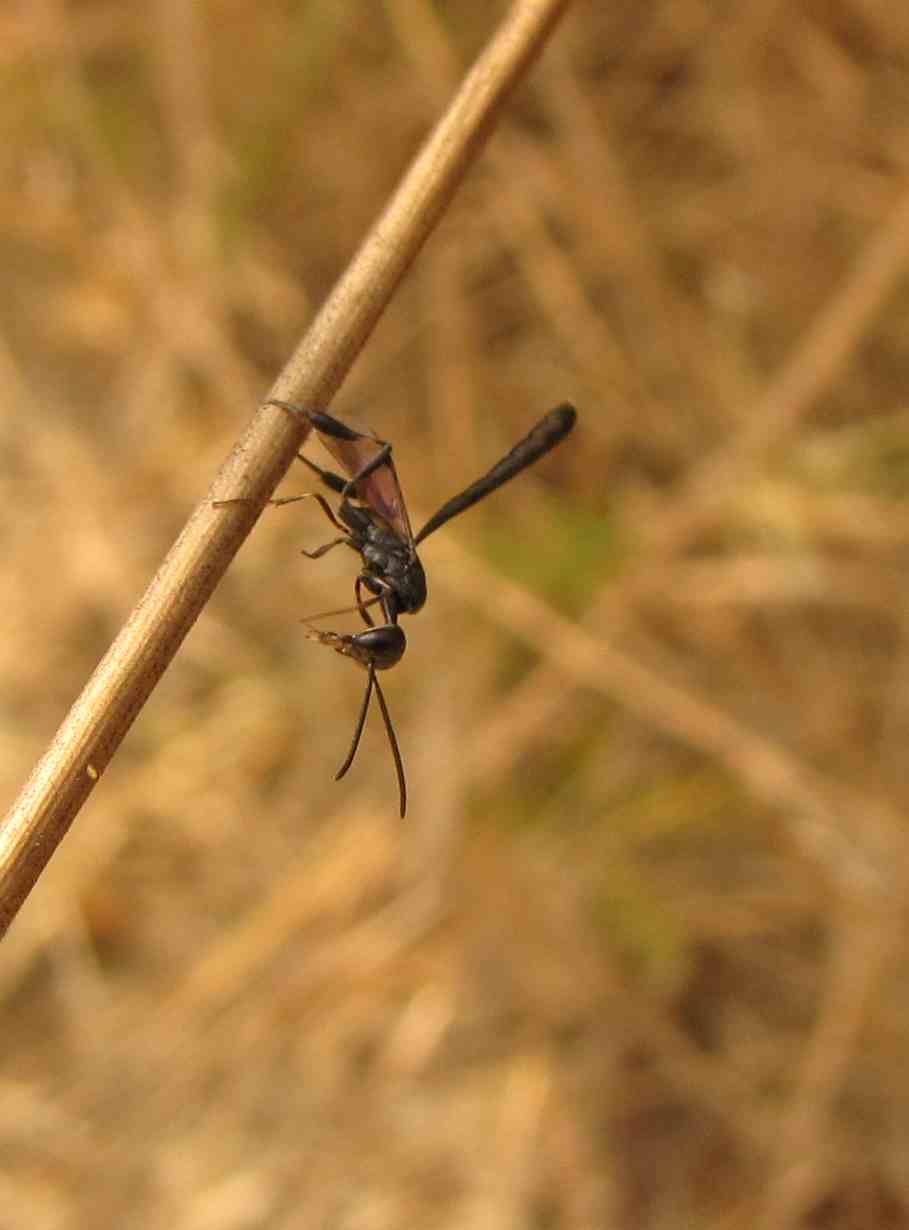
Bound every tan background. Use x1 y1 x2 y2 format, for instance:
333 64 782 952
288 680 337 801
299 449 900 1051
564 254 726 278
3 2 909 1226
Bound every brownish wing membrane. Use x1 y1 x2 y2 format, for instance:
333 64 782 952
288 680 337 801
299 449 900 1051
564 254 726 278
315 425 415 548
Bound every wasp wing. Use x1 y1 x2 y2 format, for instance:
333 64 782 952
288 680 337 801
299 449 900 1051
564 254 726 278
312 417 416 550
267 401 416 548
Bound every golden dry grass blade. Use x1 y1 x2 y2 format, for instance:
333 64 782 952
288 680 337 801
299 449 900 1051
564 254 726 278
431 533 908 901
650 187 909 554
0 0 574 935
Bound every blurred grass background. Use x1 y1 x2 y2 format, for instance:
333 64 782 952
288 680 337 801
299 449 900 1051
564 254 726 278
3 1 909 1226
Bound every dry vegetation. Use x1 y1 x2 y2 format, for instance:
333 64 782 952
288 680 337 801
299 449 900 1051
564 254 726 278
3 1 909 1226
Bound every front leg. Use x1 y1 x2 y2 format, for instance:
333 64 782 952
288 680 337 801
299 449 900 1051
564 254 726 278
269 490 346 532
269 490 355 559
302 537 350 560
295 419 393 500
293 450 347 496
267 400 394 499
355 576 377 627
267 400 361 444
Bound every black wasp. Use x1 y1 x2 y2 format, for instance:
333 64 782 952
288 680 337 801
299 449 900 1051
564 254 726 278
267 400 577 816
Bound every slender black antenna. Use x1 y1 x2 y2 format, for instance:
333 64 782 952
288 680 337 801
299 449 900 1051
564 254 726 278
335 666 374 782
333 664 407 817
371 673 407 818
414 404 576 546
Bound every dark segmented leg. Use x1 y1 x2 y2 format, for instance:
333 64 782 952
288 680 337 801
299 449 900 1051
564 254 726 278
270 490 345 528
268 401 396 497
300 593 384 624
293 450 347 495
355 577 376 627
268 490 352 558
301 538 349 560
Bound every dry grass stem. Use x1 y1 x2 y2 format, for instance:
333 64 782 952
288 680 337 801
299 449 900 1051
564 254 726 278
0 0 572 935
651 187 909 554
433 533 907 899
5 5 909 1224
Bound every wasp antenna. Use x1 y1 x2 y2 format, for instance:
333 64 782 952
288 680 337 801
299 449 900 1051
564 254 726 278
335 665 375 782
371 671 407 818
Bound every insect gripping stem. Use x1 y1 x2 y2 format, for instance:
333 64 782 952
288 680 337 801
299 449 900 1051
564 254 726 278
279 403 577 816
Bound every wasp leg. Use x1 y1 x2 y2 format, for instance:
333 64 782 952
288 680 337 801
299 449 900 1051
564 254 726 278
296 413 394 501
354 573 402 628
293 451 347 495
302 538 348 560
266 402 354 495
270 490 354 559
270 490 345 529
355 577 376 627
300 593 384 624
268 401 361 444
267 400 396 497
